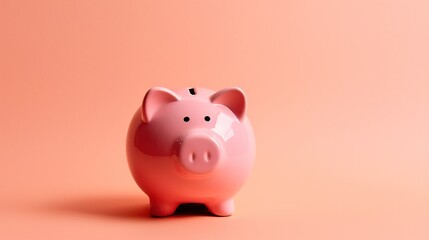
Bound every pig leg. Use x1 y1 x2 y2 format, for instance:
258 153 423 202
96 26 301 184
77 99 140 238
206 199 235 217
149 199 178 217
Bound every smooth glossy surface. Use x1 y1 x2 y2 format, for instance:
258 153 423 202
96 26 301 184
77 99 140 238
126 87 255 217
3 1 429 238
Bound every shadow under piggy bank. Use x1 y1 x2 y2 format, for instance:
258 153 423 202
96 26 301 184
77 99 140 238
45 195 215 220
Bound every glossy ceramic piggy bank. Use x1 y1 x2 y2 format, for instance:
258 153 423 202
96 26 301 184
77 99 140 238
126 87 255 217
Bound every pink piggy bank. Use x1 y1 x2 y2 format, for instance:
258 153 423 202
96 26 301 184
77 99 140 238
126 87 255 217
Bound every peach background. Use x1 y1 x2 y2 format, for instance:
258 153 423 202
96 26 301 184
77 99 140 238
1 0 428 239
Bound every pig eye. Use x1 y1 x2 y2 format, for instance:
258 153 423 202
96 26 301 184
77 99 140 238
204 116 210 122
183 116 190 122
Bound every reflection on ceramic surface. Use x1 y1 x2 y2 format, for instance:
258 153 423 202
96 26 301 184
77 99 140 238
126 87 255 217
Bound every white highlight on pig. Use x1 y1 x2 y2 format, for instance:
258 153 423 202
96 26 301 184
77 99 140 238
212 112 234 141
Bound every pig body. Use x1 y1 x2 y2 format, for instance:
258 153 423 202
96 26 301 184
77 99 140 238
126 87 255 216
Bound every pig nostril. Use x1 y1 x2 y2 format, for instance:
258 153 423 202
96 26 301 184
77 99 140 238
190 152 196 162
204 151 211 162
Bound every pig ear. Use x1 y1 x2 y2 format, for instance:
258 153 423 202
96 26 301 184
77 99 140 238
210 87 246 121
141 87 180 123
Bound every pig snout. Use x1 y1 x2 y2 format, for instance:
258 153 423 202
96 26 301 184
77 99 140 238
178 132 223 175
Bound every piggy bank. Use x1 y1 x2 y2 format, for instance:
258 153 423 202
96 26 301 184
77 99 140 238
126 87 255 217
